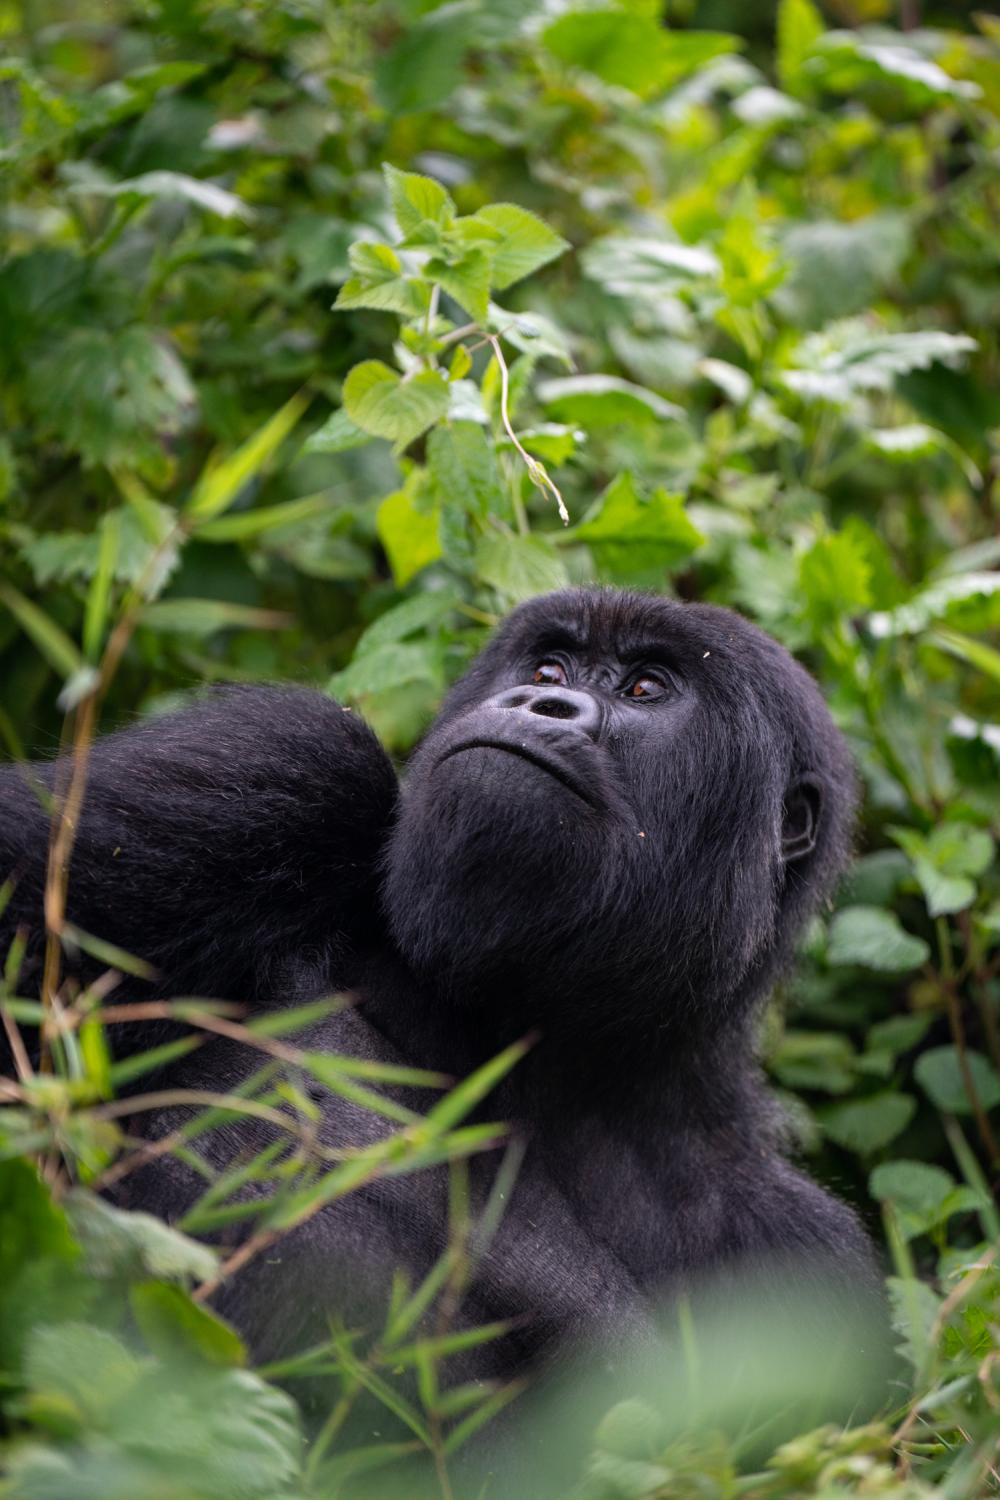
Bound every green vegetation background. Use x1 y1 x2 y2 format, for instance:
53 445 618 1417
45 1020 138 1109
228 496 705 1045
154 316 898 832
1 0 999 1496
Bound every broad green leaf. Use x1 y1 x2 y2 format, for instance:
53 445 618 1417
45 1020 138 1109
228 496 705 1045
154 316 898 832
827 906 930 971
475 532 569 603
131 1281 246 1367
425 247 492 321
810 33 981 107
355 589 459 655
868 1161 971 1239
377 480 443 586
538 374 684 426
383 163 455 237
427 422 505 519
186 390 310 522
915 1046 1000 1116
542 11 738 98
26 325 194 472
66 1191 219 1283
891 822 994 916
473 203 569 290
818 1091 916 1153
343 360 450 449
574 473 705 577
582 235 719 299
328 640 441 701
798 531 872 628
302 407 371 456
335 241 429 315
375 7 473 114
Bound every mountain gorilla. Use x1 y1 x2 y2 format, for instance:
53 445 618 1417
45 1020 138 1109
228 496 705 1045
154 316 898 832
0 588 877 1382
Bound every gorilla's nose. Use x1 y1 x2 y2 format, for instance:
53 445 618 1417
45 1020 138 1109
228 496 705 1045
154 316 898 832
491 685 602 740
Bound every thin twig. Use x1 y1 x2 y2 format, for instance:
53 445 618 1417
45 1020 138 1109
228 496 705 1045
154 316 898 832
485 333 569 525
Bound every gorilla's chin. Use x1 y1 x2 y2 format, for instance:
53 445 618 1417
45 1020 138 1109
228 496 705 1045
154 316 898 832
383 755 617 1005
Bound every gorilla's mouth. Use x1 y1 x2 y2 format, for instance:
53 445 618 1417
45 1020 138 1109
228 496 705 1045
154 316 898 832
437 740 599 808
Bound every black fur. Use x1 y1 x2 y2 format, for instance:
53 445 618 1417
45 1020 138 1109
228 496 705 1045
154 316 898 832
0 589 878 1387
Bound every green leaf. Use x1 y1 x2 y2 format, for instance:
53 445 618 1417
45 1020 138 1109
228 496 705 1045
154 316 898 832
376 478 444 586
930 628 1000 684
538 374 684 426
782 326 977 404
473 203 569 290
343 360 450 449
139 599 290 636
186 390 310 523
871 572 1000 639
335 240 429 316
474 532 569 604
383 163 455 237
427 422 505 519
26 326 194 472
196 492 333 543
818 1091 916 1153
425 247 492 321
66 1191 219 1283
0 580 84 679
915 1046 1000 1116
574 473 705 577
798 531 872 628
354 589 459 655
0 1161 89 1374
72 168 252 220
302 407 371 456
827 906 930 971
375 7 473 114
776 0 824 93
542 11 739 98
131 1281 246 1367
328 640 441 701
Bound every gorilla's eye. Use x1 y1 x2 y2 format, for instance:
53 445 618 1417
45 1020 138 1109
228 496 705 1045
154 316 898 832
626 674 668 701
532 661 568 685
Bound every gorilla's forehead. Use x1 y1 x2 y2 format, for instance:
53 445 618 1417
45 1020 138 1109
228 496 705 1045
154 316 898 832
497 588 775 669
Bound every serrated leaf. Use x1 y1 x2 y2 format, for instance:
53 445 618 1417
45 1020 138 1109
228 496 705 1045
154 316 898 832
354 590 459 655
426 247 492 321
303 407 371 456
574 473 704 575
915 1046 1000 1116
475 532 569 603
871 572 1000 639
473 203 569 290
827 906 929 971
343 360 450 449
427 422 504 519
384 163 455 237
798 531 872 627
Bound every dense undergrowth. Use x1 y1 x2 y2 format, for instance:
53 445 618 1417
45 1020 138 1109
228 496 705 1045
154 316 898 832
1 0 999 1494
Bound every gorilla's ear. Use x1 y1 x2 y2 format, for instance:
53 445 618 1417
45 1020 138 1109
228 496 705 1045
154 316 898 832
781 777 822 863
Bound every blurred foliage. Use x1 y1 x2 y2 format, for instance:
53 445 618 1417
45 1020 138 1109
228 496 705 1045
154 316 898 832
2 0 1000 1493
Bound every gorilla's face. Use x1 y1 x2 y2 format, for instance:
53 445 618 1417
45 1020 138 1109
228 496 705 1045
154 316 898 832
383 589 853 1031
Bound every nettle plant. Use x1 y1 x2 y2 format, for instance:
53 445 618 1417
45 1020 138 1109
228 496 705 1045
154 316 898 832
311 165 704 741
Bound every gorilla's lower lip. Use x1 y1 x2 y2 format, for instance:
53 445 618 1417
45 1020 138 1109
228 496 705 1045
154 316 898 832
437 740 599 807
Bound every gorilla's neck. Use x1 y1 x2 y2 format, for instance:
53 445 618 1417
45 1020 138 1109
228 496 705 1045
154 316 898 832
349 946 768 1139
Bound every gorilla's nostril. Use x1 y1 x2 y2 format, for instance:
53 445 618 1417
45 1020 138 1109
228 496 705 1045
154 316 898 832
531 697 580 720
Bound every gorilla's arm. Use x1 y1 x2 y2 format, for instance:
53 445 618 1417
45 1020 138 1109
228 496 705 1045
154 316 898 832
0 686 398 1005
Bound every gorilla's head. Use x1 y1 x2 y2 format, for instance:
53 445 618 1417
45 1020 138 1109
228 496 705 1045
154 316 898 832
383 589 854 1034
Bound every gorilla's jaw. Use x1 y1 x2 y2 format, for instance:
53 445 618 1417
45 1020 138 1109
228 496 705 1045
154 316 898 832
383 724 633 1009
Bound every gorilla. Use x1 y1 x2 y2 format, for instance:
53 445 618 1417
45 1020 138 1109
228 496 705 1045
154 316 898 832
0 588 878 1387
